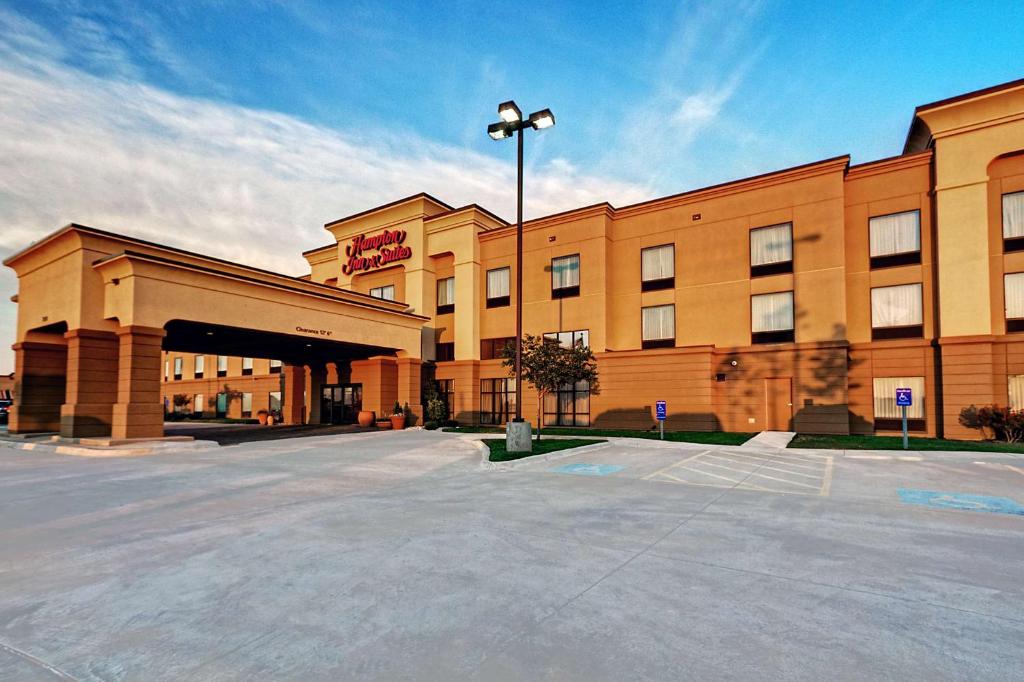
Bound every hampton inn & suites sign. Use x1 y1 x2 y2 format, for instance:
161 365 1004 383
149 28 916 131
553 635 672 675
341 229 412 275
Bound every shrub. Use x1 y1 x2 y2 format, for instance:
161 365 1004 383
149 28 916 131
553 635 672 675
441 419 459 428
959 404 1024 442
424 420 439 430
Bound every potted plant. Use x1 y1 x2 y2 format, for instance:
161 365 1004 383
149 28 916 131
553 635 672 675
257 409 269 425
375 418 392 430
390 401 406 430
357 409 375 427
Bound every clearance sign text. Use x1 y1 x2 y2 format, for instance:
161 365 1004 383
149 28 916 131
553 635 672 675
342 228 412 275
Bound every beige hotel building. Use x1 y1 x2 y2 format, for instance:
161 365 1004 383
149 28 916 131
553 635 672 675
5 78 1024 441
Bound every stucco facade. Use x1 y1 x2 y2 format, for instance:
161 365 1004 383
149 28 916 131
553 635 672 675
8 77 1024 440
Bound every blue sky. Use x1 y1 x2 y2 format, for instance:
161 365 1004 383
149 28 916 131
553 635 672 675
1 0 1023 373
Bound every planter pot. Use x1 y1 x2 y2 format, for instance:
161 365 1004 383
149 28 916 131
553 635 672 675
357 410 375 427
257 412 268 425
390 414 406 430
375 420 392 430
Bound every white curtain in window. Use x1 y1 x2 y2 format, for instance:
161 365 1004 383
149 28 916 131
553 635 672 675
1003 191 1024 239
642 305 675 340
641 244 674 281
870 211 920 257
871 284 922 328
370 285 395 300
195 394 204 412
242 357 253 370
173 357 182 374
552 255 580 289
487 268 509 298
751 292 794 332
873 377 924 419
217 355 228 371
269 391 281 411
750 223 792 266
242 393 252 413
437 277 455 306
164 361 169 380
195 355 204 373
270 359 282 368
1006 273 1024 319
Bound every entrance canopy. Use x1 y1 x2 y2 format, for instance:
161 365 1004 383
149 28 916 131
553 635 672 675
4 224 428 439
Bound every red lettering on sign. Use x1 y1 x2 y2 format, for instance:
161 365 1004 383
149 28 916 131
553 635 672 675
341 229 412 275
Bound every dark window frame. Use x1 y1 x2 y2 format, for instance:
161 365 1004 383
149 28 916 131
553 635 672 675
435 379 455 418
436 342 455 362
479 378 515 425
481 337 515 361
641 304 675 350
543 381 591 427
642 338 675 349
269 362 282 375
1007 318 1024 333
640 244 675 291
1003 191 1024 252
868 209 922 269
551 253 581 299
749 223 794 279
173 357 182 381
874 418 926 432
437 277 455 315
486 266 511 308
750 291 795 345
872 325 924 341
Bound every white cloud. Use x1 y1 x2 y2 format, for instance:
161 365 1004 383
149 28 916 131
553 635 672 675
0 13 650 373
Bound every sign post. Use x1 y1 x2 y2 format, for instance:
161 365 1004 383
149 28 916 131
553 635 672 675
895 388 912 450
655 400 667 440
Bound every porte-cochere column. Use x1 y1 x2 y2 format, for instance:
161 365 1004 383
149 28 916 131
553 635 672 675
61 329 119 438
111 326 166 440
9 341 67 434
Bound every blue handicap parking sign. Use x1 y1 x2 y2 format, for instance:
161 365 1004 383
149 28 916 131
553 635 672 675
655 401 667 421
898 488 1024 516
895 388 912 407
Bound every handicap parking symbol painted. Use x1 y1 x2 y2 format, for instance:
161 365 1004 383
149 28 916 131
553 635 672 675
551 463 625 477
898 488 1024 516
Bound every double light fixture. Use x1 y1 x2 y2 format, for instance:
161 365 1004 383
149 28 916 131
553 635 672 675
487 100 555 140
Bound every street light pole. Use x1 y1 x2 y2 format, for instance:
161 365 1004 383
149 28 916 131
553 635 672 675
514 124 524 422
488 101 555 451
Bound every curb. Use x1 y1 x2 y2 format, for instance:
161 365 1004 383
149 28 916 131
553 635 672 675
2 440 220 458
474 439 613 471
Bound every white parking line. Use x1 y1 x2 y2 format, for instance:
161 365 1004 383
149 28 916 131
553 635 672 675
644 449 833 496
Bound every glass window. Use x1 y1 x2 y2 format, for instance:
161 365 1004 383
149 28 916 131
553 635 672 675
1002 191 1024 239
436 379 455 418
871 284 923 328
481 337 515 360
641 244 674 289
544 380 590 427
269 359 282 374
241 392 253 418
641 305 675 346
268 391 281 413
194 393 204 416
437 277 455 313
480 378 516 425
487 267 510 307
752 291 794 332
750 223 793 272
370 284 395 300
873 377 925 420
552 254 580 297
217 355 228 377
870 210 920 259
164 360 169 381
194 355 205 378
436 342 455 362
173 357 183 380
242 357 253 376
1005 273 1024 320
543 330 589 349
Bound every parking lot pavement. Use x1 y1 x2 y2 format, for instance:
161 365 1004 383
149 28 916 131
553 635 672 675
0 431 1022 681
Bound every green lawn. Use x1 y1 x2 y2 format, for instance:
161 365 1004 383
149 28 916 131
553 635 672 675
444 426 753 446
484 438 606 462
790 433 1024 454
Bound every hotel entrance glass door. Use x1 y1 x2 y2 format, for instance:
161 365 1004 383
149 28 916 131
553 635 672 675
320 384 362 424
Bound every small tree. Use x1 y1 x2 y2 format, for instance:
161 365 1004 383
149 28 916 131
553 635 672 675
423 382 448 423
172 393 192 414
501 334 599 441
959 404 1024 442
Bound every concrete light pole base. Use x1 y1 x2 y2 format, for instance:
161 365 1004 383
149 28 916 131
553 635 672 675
506 420 533 453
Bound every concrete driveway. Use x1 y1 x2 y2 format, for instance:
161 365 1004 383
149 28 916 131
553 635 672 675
1 431 1022 680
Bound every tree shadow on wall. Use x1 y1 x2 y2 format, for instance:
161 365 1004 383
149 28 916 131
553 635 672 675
592 407 721 432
